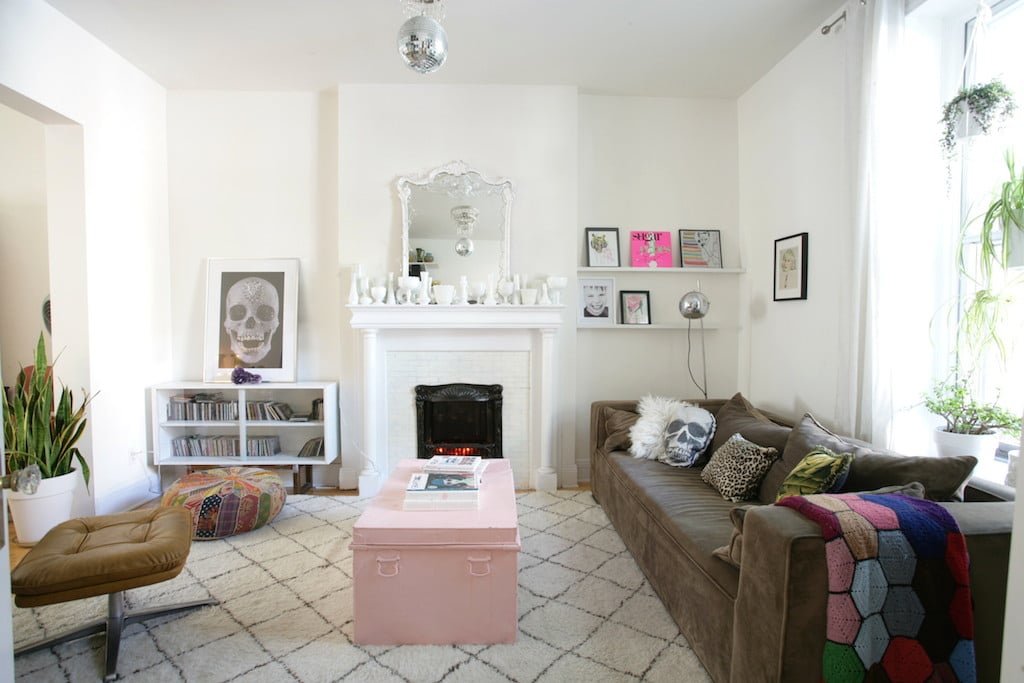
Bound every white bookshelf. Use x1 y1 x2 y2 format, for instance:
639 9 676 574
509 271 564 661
150 381 338 468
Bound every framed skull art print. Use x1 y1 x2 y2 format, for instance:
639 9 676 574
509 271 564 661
203 258 299 382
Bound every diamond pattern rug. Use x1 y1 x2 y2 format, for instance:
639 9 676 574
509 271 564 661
13 490 711 682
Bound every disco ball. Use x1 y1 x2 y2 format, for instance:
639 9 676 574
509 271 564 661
679 291 710 319
398 15 448 74
455 236 474 256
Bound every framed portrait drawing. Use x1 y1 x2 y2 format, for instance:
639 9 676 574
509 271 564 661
578 277 615 325
203 257 300 382
585 227 621 267
773 233 808 301
620 290 651 325
630 230 673 268
679 229 723 268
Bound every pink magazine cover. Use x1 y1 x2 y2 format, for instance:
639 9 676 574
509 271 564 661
630 231 673 267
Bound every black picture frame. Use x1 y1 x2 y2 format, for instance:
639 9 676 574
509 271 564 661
585 227 621 267
773 232 808 301
678 229 723 268
620 290 651 325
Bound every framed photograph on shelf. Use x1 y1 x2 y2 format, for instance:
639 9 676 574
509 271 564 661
203 257 300 382
630 230 673 268
620 290 651 325
578 277 615 325
773 233 808 301
679 229 723 268
585 227 621 267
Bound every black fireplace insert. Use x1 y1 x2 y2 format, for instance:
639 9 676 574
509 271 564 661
415 383 503 459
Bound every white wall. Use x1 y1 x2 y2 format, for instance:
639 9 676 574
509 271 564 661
166 90 341 485
576 95 741 470
737 26 846 425
335 84 579 486
0 0 171 514
0 104 50 382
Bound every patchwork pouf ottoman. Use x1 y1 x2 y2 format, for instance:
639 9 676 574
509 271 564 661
161 466 286 539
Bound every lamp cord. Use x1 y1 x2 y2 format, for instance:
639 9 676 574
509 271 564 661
686 320 709 400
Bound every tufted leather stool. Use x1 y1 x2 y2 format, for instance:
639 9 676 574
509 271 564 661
10 506 218 681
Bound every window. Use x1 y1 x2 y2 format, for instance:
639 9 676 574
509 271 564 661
952 0 1024 476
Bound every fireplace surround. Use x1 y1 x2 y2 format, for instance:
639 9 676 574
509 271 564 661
348 304 563 495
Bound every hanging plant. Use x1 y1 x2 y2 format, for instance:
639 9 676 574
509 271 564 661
940 79 1016 166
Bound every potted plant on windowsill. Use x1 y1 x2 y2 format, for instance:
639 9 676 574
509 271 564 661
3 332 93 544
924 373 1020 458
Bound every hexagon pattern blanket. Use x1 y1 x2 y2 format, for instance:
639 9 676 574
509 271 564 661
776 492 975 682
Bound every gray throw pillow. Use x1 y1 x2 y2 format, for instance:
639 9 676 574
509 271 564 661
771 413 976 502
711 392 792 455
602 407 639 452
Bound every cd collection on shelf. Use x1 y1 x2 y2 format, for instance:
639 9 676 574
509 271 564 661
167 393 238 421
246 400 296 421
171 435 281 458
298 437 325 458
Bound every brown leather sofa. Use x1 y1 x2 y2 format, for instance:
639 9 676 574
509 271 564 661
589 395 1015 683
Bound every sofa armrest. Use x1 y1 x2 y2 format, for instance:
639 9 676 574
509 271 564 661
730 505 827 682
963 476 1016 502
730 501 1014 683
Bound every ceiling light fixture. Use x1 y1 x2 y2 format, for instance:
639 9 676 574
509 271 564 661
398 0 447 74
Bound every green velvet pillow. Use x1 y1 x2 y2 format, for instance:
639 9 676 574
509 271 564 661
775 447 854 501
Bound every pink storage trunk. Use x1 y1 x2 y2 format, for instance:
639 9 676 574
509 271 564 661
351 459 520 645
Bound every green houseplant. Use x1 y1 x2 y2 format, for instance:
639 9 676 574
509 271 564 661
3 332 93 543
940 79 1016 166
924 374 1020 437
924 373 1019 460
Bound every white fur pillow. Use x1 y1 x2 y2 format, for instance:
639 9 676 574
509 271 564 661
629 395 689 461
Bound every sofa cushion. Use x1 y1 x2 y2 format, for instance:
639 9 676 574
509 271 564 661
774 447 854 501
843 453 977 501
770 413 976 501
601 450 744 597
629 395 681 461
711 392 792 455
603 406 639 452
701 433 780 502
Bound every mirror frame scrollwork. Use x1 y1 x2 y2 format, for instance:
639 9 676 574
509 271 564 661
398 161 514 282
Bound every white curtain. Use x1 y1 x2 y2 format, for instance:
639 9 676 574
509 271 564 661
836 0 944 450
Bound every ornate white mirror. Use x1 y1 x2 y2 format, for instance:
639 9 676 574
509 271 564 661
398 161 513 286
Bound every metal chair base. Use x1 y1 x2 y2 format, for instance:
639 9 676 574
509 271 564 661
15 590 219 681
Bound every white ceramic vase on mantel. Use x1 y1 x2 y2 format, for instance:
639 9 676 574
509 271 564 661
932 427 1000 460
7 469 79 545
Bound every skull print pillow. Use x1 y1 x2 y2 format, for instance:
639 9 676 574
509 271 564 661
661 403 717 467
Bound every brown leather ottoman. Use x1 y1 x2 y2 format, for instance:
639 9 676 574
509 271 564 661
11 506 218 681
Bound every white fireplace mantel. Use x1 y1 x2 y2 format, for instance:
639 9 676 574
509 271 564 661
348 304 565 496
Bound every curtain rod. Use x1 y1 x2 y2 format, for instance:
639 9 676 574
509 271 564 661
821 11 847 35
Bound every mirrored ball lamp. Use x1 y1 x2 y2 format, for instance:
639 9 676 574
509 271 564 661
679 283 710 400
398 5 447 74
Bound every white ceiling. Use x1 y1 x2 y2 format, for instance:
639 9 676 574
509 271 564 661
42 0 846 98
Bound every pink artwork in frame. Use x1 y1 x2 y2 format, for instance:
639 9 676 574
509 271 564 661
630 231 673 268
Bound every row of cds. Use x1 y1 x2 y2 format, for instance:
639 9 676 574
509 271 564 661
171 435 281 458
167 394 238 421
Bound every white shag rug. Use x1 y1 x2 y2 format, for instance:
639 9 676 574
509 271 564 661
14 491 711 682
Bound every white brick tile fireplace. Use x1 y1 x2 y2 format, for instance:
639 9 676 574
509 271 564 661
348 305 564 495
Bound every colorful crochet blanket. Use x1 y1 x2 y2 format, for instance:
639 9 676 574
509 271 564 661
776 492 975 682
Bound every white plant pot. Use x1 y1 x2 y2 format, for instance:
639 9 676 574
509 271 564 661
932 427 1000 460
6 469 79 545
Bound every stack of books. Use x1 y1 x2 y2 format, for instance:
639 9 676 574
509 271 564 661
403 456 488 511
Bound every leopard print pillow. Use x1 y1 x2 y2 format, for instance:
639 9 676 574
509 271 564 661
701 433 780 502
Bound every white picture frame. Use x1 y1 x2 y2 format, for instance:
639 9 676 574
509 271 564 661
203 257 299 382
578 277 615 325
